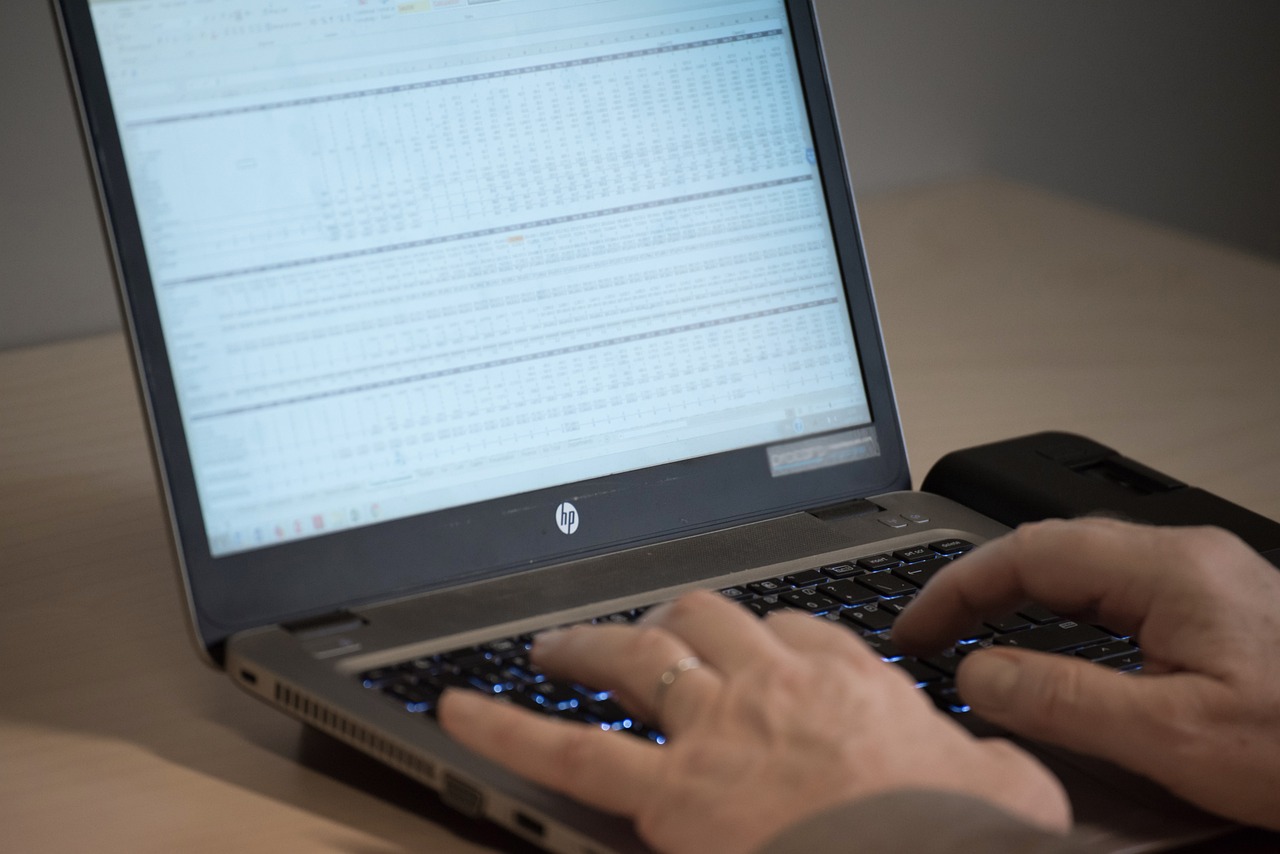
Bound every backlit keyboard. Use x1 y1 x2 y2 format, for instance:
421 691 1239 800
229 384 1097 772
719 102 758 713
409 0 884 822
360 539 1142 739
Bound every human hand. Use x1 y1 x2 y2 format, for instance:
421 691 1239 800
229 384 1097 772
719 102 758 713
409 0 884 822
894 518 1280 830
439 589 1069 854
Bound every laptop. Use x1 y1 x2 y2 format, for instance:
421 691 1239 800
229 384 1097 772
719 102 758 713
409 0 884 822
54 0 1229 850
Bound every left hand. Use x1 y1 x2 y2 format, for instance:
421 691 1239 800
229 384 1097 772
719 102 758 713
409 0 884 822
438 589 1069 854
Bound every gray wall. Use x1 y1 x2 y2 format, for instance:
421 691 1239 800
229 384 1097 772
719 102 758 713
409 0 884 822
818 1 1280 250
3 1 1279 351
2 1 121 351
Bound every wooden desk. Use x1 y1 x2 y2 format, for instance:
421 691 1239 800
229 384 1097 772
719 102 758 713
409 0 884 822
2 179 1277 852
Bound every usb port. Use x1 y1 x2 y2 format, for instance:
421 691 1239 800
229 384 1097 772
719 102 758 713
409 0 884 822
442 773 484 817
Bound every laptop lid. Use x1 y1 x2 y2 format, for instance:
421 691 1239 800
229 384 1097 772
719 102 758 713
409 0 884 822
55 0 908 660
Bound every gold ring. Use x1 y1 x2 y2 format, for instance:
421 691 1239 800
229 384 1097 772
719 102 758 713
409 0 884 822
653 656 701 717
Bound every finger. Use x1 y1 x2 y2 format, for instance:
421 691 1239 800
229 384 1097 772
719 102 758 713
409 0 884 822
894 518 1171 655
438 689 661 817
532 622 722 729
643 589 787 672
957 647 1201 778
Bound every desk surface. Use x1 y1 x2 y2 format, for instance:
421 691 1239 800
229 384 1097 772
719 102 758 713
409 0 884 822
2 178 1277 852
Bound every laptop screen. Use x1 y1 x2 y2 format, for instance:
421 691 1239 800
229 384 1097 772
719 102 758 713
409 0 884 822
63 0 907 648
88 0 875 558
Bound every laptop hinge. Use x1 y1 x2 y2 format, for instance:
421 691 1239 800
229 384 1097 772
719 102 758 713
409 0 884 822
281 610 367 639
282 611 369 660
809 498 882 522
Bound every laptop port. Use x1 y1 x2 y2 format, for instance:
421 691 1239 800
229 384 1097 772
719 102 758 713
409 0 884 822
442 773 484 817
514 812 545 838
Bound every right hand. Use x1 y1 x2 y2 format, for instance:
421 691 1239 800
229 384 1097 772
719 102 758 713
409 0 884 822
894 517 1280 830
440 590 1069 854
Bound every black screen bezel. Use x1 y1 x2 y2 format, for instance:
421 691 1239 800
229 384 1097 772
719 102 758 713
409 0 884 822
54 0 910 657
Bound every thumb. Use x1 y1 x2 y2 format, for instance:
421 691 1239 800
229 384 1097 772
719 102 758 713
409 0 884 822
958 647 1162 770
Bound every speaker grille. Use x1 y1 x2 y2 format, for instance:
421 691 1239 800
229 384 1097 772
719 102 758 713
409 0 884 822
274 681 436 782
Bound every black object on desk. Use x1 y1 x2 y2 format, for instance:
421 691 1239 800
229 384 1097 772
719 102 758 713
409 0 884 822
922 432 1280 569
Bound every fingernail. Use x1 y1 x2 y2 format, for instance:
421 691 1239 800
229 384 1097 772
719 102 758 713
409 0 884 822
639 601 672 624
963 649 1022 710
532 628 567 654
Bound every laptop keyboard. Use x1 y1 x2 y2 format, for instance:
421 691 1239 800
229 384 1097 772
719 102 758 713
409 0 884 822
359 539 1142 741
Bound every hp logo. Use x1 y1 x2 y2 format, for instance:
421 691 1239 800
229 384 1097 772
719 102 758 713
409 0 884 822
555 502 580 535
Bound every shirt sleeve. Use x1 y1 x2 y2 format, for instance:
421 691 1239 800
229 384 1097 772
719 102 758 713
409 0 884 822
755 789 1100 854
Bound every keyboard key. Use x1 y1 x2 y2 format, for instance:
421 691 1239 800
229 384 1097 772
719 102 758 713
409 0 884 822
839 603 896 632
922 653 959 677
929 538 974 555
360 668 398 689
892 557 951 588
527 681 581 711
894 658 945 685
856 554 903 571
819 579 879 606
573 683 611 702
745 596 790 617
893 546 935 563
468 662 517 694
1017 604 1062 625
502 654 546 682
504 689 555 715
822 562 863 579
925 683 971 713
860 633 904 660
482 638 524 656
747 578 791 595
718 586 751 601
783 568 828 587
384 682 438 712
994 621 1113 653
879 596 916 616
400 657 447 680
438 673 479 693
955 639 995 657
984 613 1032 634
578 696 632 726
856 570 917 597
444 649 491 671
1075 641 1139 662
1098 652 1144 671
781 588 838 613
957 623 994 642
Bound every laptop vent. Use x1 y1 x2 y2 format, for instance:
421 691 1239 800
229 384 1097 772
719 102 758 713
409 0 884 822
274 682 436 783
